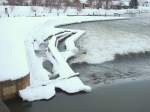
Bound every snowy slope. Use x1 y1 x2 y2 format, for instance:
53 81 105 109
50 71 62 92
0 17 51 81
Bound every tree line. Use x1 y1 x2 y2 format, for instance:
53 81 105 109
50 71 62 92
4 0 139 9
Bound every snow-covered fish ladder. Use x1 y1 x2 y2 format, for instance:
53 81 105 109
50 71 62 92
19 30 91 101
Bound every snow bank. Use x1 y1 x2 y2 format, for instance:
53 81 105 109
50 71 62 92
0 33 28 81
25 39 50 85
20 84 56 101
0 17 50 81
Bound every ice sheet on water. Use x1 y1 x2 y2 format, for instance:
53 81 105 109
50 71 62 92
72 28 150 64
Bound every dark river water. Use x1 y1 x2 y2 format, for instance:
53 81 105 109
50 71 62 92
5 79 150 112
5 13 150 112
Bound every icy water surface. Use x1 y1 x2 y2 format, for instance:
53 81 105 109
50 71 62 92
71 53 150 88
62 14 150 64
5 13 150 112
60 13 150 87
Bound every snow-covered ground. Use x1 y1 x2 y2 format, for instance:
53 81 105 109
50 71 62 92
0 6 150 17
0 17 50 81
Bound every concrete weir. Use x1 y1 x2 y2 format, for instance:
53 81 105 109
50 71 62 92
19 29 91 101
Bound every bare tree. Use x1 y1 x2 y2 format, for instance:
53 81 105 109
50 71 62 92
31 6 37 16
7 0 17 5
73 0 81 11
31 0 37 5
56 0 63 10
101 0 112 9
96 0 102 9
45 0 53 11
129 0 138 9
63 0 72 12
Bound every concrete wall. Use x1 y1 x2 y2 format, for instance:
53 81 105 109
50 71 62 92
0 75 30 100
